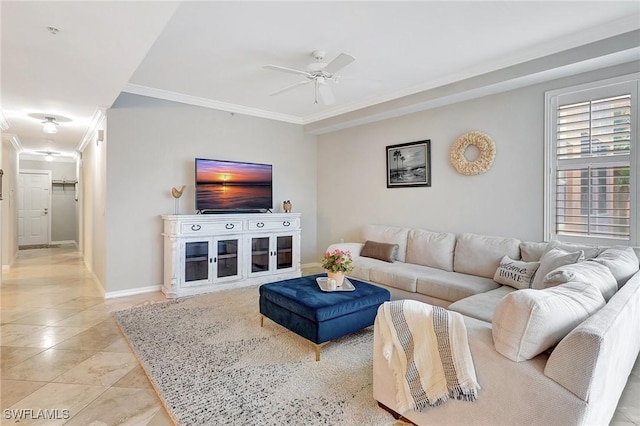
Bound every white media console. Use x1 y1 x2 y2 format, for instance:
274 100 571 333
161 213 301 298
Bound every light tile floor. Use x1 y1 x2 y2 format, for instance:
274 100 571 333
1 245 173 425
0 245 638 425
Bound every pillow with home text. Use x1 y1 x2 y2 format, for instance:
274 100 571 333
493 255 540 290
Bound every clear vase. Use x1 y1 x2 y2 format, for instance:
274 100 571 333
326 271 345 286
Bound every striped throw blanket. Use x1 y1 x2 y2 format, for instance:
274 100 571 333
377 300 480 413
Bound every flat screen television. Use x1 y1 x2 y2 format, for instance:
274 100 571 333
195 158 273 212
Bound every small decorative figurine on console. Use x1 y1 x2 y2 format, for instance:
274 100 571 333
171 185 186 214
283 200 292 213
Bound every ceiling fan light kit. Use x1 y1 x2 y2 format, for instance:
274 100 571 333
264 50 355 105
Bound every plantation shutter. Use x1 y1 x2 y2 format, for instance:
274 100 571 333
554 94 632 240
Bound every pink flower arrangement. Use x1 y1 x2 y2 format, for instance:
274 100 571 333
321 249 354 273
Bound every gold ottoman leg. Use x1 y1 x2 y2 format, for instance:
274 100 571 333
313 342 328 362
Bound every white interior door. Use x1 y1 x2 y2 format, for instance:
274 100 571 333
18 171 51 246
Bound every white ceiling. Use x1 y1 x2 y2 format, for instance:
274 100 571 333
2 1 639 160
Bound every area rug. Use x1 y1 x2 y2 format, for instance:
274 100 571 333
113 285 399 425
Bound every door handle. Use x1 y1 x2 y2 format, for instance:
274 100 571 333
44 208 48 215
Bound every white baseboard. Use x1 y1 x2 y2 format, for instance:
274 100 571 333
105 285 163 299
3 251 18 270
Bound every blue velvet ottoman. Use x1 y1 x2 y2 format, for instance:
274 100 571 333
259 274 390 361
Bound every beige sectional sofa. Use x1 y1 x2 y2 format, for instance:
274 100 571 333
327 224 640 426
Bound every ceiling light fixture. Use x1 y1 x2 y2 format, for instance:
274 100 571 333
36 150 60 162
42 117 58 134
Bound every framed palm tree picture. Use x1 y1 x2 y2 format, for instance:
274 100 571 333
386 140 431 188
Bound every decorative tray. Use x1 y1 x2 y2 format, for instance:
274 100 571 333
316 277 356 292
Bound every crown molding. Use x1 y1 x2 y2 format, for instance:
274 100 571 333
121 26 640 132
122 84 304 125
302 28 640 126
304 40 640 134
2 133 23 152
0 110 9 131
77 107 106 153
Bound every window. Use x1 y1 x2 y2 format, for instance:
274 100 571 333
545 76 639 246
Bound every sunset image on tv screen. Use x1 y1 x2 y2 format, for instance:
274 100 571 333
195 159 272 210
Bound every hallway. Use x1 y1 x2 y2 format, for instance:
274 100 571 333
1 245 173 424
1 245 639 425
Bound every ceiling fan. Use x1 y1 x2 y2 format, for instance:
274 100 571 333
36 150 60 161
264 50 356 105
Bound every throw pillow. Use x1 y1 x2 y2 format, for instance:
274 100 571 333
360 240 399 263
519 241 548 262
591 247 640 288
493 255 540 289
362 225 410 262
543 261 618 301
531 248 584 290
543 240 602 260
492 281 605 362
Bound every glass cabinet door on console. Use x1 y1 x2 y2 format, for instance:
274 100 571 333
183 240 213 287
276 235 294 271
248 233 296 277
214 236 241 282
251 236 271 274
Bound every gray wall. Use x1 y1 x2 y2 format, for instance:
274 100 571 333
1 138 19 269
105 93 318 293
316 62 639 251
20 159 78 244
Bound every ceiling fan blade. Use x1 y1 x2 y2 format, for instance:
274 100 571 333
318 83 335 105
263 64 311 77
269 80 309 96
323 53 355 74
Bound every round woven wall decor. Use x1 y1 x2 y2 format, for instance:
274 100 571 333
450 131 496 176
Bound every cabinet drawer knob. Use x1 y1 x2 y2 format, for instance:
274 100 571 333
191 224 201 231
225 223 234 229
256 222 264 228
283 221 290 227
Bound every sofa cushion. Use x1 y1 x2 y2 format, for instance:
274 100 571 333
448 286 515 323
520 241 548 262
416 270 501 303
362 225 410 262
591 247 639 288
543 261 618 301
492 281 605 362
531 248 584 290
543 240 602 260
348 257 383 282
360 240 399 263
493 256 540 290
368 262 423 293
405 229 456 272
453 233 521 279
326 242 364 258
